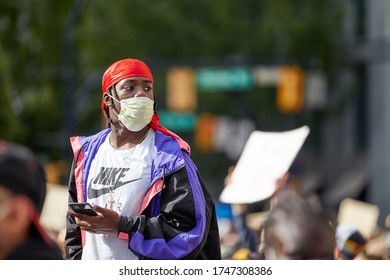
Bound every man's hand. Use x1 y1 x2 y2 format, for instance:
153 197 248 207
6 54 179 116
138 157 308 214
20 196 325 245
67 204 121 234
270 173 290 209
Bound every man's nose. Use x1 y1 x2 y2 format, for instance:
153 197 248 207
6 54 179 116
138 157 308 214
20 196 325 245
134 87 149 97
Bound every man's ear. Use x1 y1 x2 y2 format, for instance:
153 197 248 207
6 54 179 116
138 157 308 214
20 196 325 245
102 92 112 109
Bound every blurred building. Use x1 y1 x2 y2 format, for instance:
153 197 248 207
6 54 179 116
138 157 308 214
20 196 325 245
314 0 390 227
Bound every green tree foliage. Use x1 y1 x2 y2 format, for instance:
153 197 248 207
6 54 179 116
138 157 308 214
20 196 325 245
0 0 345 163
78 0 343 67
0 0 73 155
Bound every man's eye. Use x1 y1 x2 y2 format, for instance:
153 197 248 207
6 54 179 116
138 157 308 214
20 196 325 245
145 87 152 91
124 86 134 91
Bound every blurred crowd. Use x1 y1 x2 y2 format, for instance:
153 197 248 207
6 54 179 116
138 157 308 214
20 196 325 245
217 166 390 260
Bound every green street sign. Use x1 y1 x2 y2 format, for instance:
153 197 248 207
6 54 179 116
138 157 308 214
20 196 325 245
158 111 196 132
197 67 253 91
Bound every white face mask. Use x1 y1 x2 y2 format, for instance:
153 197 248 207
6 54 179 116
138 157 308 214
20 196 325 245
108 95 154 132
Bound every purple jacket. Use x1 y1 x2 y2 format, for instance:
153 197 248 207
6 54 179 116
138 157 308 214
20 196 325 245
65 128 221 259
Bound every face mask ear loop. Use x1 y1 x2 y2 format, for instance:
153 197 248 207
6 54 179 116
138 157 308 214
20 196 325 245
108 86 121 116
153 93 157 114
103 106 112 128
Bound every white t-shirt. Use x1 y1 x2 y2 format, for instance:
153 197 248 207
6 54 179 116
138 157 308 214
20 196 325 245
81 129 155 260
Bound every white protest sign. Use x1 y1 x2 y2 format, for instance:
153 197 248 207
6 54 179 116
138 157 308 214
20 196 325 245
219 125 310 204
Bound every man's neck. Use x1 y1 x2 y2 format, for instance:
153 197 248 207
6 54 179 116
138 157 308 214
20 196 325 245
109 126 149 150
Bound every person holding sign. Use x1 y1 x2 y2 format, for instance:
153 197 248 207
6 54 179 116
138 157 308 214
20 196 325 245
220 126 309 259
224 165 290 259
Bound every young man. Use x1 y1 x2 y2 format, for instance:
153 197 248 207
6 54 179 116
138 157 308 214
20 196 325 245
0 140 64 260
65 58 221 260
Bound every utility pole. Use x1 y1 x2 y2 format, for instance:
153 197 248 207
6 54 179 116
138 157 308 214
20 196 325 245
60 0 89 159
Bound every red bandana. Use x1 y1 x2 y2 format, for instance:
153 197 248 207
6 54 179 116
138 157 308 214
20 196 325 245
100 58 190 153
101 58 154 111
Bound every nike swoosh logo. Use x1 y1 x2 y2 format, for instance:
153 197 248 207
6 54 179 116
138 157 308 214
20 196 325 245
87 178 142 199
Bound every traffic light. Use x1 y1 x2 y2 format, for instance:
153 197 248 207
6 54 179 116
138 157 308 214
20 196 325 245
166 67 197 112
194 114 215 152
276 66 304 113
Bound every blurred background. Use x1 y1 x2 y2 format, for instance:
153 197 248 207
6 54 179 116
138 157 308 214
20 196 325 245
1 0 390 257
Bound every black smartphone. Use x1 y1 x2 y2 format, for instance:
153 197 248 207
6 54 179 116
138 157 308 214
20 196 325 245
69 202 98 216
